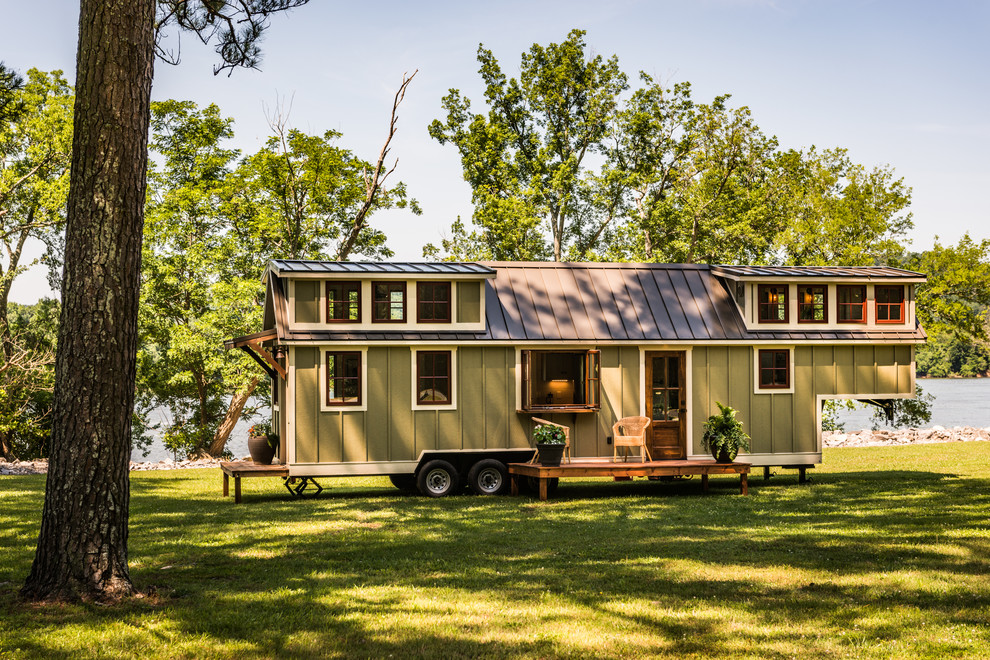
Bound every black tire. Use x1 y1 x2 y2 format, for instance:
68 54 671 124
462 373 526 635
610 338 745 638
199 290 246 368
467 459 509 496
389 474 417 491
417 459 460 497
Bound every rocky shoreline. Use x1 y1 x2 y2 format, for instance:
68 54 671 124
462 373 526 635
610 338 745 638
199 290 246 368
0 456 246 476
823 425 990 448
3 427 988 476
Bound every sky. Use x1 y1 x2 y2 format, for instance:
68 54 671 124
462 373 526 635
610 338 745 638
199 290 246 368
3 0 988 304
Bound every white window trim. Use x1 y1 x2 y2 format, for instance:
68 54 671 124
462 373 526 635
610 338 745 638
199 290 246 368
320 346 369 412
753 345 795 395
411 347 457 411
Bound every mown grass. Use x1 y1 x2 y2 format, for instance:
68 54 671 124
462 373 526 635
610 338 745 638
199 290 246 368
1 443 989 659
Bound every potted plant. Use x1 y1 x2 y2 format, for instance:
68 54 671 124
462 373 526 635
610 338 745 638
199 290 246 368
702 402 751 463
248 421 278 465
533 424 566 467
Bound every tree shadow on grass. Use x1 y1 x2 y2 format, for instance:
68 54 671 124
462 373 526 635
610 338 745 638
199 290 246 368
4 467 990 658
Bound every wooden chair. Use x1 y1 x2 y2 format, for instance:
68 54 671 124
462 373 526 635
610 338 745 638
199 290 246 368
612 416 652 463
529 417 572 464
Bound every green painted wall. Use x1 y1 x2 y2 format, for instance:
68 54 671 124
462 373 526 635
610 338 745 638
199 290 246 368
691 345 914 456
294 281 321 324
292 346 531 464
456 281 482 324
291 342 916 465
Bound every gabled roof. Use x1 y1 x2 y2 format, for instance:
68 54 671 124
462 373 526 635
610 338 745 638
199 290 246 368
263 261 926 344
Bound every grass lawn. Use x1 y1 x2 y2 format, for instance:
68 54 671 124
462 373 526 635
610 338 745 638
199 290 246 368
2 443 989 659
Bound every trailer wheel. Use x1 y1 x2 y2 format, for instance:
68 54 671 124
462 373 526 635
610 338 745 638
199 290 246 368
467 459 509 496
389 474 417 491
417 460 460 497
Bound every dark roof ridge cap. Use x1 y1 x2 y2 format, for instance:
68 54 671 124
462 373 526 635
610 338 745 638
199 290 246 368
481 261 712 270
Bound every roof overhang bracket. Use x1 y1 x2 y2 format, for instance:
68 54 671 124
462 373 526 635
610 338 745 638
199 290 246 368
224 329 285 381
861 399 895 424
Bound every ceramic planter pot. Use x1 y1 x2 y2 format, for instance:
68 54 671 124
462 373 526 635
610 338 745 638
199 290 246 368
536 442 565 467
248 435 276 465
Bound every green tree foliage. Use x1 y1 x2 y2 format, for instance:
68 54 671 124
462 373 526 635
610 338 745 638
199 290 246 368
428 31 913 267
0 67 72 460
231 117 419 265
907 234 990 340
140 100 263 459
0 300 58 459
774 148 913 267
428 29 627 261
141 98 419 459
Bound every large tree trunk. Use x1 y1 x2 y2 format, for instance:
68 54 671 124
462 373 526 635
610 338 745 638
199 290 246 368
207 376 259 458
21 0 155 602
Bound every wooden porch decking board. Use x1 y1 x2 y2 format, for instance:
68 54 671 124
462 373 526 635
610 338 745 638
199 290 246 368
220 461 289 503
508 459 751 501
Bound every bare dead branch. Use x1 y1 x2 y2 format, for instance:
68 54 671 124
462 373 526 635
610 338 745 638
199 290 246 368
336 70 417 260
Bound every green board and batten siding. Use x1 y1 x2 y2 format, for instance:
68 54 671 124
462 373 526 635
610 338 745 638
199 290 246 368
292 346 530 465
690 345 914 456
293 281 321 324
292 343 913 465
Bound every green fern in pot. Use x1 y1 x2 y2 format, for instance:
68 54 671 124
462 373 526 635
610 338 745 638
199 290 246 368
702 402 751 463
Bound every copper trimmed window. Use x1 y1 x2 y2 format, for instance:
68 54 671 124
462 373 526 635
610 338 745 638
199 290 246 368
798 285 827 323
326 351 361 405
520 350 601 411
875 285 905 323
758 349 790 389
417 281 451 323
372 281 406 323
837 285 867 323
757 285 788 323
326 281 361 322
416 350 452 405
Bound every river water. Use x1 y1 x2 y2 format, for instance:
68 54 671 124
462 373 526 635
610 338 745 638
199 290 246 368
833 378 990 430
137 409 255 463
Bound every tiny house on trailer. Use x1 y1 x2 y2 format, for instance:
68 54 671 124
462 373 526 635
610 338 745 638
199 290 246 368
226 260 926 496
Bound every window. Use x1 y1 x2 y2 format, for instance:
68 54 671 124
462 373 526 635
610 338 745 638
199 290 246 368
758 349 790 389
326 281 361 322
757 285 788 323
520 350 601 411
798 285 827 323
876 285 904 323
837 285 867 323
372 281 406 323
417 281 451 323
325 351 361 405
416 351 452 405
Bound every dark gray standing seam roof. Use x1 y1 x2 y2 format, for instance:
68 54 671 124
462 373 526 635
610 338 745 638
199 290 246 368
712 265 926 279
269 260 496 276
272 262 925 343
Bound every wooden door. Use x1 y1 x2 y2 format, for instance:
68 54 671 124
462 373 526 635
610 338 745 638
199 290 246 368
645 351 687 459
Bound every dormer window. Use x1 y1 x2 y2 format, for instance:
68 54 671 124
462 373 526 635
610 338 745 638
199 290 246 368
757 285 788 323
326 281 361 322
837 285 867 323
372 282 406 323
798 285 827 323
876 285 905 323
417 282 451 323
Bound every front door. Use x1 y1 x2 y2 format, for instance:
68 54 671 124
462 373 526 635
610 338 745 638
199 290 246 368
645 351 687 459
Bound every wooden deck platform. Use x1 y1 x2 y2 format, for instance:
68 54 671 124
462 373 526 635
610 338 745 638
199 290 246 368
508 459 751 501
220 461 289 503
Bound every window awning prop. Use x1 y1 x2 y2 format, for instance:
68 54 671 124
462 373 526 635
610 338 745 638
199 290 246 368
224 329 286 380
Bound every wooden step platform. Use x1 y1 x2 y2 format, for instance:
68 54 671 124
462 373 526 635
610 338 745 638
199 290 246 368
220 461 288 503
508 459 751 501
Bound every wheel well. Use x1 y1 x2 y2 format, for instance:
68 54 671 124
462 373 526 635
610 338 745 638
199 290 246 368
415 450 535 475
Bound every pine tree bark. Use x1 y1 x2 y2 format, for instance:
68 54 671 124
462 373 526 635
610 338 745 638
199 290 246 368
21 0 155 601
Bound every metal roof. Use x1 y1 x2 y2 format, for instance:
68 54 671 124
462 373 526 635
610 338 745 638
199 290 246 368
267 261 926 343
711 265 925 279
268 260 496 276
